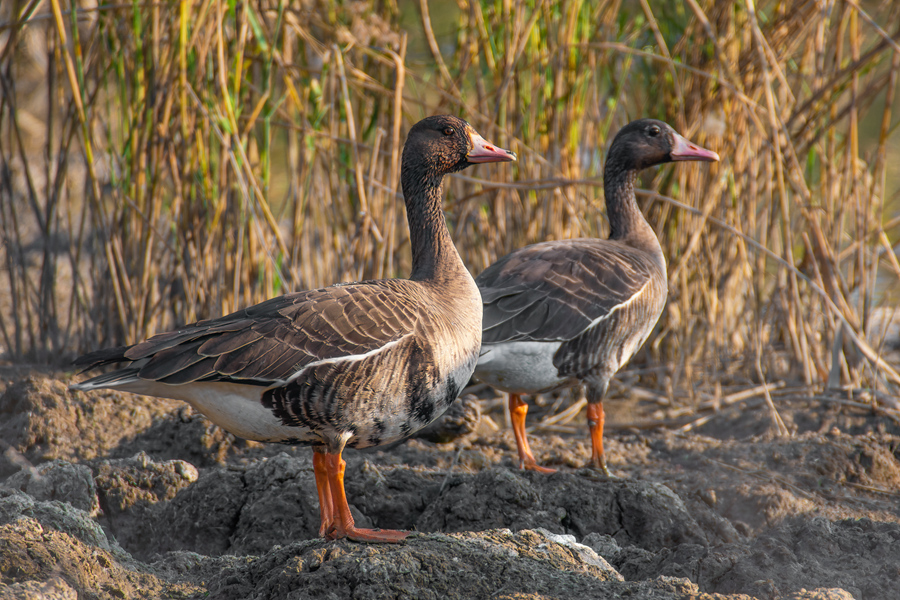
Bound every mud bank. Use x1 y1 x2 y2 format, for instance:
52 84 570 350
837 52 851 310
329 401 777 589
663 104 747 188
1 373 898 599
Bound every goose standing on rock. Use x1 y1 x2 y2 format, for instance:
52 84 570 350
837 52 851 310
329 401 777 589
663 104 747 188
473 119 717 475
71 115 516 543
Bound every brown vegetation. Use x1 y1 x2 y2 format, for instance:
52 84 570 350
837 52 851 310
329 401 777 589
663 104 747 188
1 0 899 417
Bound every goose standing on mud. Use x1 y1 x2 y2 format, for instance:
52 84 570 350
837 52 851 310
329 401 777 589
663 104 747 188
474 119 717 475
71 115 516 543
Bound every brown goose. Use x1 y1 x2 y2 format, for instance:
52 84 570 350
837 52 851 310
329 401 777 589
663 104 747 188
473 119 717 475
71 115 516 542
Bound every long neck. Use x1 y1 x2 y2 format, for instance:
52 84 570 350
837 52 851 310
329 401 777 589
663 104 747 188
402 169 464 282
603 156 653 238
603 155 665 265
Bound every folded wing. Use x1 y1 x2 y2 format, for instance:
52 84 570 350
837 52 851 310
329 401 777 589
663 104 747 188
478 239 658 345
74 280 422 387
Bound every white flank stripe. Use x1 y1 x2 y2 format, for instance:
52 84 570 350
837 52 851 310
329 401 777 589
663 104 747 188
583 280 649 331
282 334 412 384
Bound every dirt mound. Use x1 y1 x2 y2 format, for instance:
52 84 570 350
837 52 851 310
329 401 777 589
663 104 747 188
1 372 899 599
0 376 184 478
0 488 851 600
613 517 900 599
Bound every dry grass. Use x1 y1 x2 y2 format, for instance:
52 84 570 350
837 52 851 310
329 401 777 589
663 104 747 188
1 0 899 411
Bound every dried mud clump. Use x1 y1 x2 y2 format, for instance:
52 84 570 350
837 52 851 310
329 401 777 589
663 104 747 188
2 373 899 600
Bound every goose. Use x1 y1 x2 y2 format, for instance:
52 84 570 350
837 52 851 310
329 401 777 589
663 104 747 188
473 119 717 476
71 115 516 542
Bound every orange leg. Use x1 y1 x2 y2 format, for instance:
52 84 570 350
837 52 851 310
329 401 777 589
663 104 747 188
586 401 614 477
508 393 556 474
312 452 334 538
319 451 409 543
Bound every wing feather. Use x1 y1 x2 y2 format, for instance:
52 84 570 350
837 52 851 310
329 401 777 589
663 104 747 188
88 280 424 386
477 238 661 344
136 339 207 380
158 356 220 384
198 328 265 355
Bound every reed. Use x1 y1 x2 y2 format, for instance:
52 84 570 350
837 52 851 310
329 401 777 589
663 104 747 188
1 0 898 412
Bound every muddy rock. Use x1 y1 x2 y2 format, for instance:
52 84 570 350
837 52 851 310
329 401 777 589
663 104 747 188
614 513 900 599
93 452 199 512
0 575 77 600
582 531 622 560
88 452 318 559
199 530 665 600
713 517 900 599
91 452 200 559
230 453 326 555
531 527 621 576
783 591 856 600
2 372 896 599
0 501 199 599
417 467 709 549
344 460 443 530
0 376 180 478
0 490 118 555
638 429 900 537
1 460 98 516
137 466 249 559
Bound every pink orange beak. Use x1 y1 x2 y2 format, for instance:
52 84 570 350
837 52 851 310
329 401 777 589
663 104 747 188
467 132 517 163
670 133 719 162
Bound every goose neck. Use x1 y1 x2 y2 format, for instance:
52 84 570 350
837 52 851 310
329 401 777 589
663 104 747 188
402 171 463 282
604 160 647 242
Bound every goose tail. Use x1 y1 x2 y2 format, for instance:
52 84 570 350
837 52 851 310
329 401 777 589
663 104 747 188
69 367 142 391
69 345 140 391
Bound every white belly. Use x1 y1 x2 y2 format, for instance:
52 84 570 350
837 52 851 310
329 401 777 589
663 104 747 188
474 340 571 394
116 380 313 443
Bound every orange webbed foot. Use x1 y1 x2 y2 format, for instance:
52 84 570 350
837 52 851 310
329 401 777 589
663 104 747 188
324 522 409 543
345 527 410 543
520 458 557 474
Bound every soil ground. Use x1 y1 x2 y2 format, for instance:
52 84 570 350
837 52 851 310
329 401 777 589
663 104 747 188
1 367 898 600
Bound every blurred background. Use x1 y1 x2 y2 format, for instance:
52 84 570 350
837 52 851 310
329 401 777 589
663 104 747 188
1 0 899 416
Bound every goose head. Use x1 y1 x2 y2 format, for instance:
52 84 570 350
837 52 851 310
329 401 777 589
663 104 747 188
608 119 719 171
402 115 517 179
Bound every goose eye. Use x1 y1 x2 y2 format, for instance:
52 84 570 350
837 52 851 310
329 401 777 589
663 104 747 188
648 125 660 137
443 126 455 136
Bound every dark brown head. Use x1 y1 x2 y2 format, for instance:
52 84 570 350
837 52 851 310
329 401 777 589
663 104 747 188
402 115 517 179
607 119 719 172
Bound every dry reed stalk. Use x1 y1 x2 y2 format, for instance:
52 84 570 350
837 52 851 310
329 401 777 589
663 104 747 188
0 0 898 417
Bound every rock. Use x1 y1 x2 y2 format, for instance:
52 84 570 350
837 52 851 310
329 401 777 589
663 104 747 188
91 452 238 560
582 532 622 561
417 468 709 550
344 459 444 530
0 375 180 478
135 466 249 559
613 516 900 599
0 372 882 600
2 460 99 516
0 575 77 600
0 489 118 555
230 452 325 555
531 527 623 580
0 510 199 600
93 452 199 512
200 530 693 600
417 467 564 534
784 590 857 600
